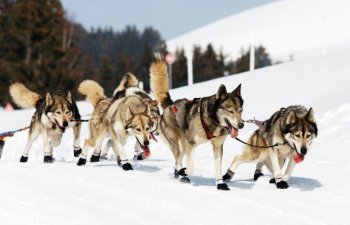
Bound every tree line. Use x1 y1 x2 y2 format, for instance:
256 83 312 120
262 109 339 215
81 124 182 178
0 0 273 106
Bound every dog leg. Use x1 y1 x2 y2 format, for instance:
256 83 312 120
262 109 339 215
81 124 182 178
223 149 259 182
133 142 143 161
282 155 296 182
174 140 190 183
100 139 112 160
20 124 40 162
268 148 289 189
77 138 94 166
73 124 82 157
254 162 264 181
212 138 229 191
42 130 54 163
109 140 121 166
90 136 104 163
109 128 132 170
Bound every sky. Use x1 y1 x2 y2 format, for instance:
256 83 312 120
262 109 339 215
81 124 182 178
60 0 276 40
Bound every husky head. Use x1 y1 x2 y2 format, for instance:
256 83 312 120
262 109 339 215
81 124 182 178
145 99 160 133
44 91 74 134
125 106 153 149
283 108 318 157
215 84 244 138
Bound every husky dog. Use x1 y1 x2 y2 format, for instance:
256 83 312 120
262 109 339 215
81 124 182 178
150 53 244 190
77 80 155 170
223 105 318 189
100 73 159 162
9 83 82 163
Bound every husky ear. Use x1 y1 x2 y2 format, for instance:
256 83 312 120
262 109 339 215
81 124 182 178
145 105 152 116
66 91 72 103
126 107 134 121
231 84 242 97
216 84 227 101
306 107 315 123
285 110 298 126
45 92 54 106
150 100 159 108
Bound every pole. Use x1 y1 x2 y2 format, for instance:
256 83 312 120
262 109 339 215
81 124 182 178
250 31 255 71
186 50 193 86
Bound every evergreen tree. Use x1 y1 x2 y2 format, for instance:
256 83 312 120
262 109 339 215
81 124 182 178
0 0 80 105
172 48 187 88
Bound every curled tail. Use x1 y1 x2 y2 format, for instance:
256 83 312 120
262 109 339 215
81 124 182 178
9 83 42 108
150 53 173 109
113 72 139 95
78 80 106 107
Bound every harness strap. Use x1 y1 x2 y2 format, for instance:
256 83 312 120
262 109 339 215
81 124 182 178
199 98 216 139
234 137 284 148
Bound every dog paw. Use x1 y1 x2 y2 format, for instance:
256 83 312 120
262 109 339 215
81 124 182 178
74 148 82 157
269 178 276 183
134 153 145 161
90 154 100 163
223 170 235 182
122 163 133 171
276 181 289 189
44 156 54 163
217 183 230 191
254 172 264 181
20 156 28 163
77 158 86 166
179 176 191 183
100 154 108 160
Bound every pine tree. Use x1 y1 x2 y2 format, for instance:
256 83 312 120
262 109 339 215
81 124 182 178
172 48 187 88
0 0 81 105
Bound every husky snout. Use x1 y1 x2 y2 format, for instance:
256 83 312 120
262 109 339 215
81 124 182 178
301 146 307 155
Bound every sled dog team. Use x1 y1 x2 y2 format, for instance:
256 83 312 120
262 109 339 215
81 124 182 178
9 53 318 191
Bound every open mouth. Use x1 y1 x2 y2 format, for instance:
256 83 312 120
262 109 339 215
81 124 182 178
225 118 238 138
141 145 151 158
292 143 304 163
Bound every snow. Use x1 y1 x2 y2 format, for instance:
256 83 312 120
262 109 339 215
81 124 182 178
0 40 349 224
166 0 350 61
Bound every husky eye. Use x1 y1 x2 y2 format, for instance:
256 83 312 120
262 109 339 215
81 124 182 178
65 111 71 115
145 127 150 131
136 128 141 132
295 134 301 138
306 134 312 138
56 111 61 115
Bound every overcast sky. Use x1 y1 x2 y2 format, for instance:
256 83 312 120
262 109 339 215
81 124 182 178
61 0 276 40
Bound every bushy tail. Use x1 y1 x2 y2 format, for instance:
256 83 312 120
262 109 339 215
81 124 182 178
113 72 139 95
9 83 41 108
78 80 106 107
150 52 173 109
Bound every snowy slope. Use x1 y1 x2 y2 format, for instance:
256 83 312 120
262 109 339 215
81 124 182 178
1 43 350 225
167 0 350 61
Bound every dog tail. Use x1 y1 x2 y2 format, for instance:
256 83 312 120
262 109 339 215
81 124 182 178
150 52 173 109
9 83 42 108
113 72 139 95
78 80 106 107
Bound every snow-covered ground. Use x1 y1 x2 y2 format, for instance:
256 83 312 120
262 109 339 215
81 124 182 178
0 41 349 224
167 0 350 61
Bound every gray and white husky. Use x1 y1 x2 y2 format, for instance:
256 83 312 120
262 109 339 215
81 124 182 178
9 83 82 163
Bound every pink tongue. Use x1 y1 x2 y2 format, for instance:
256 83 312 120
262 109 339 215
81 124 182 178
142 146 151 158
150 133 158 142
230 128 238 138
294 154 304 163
